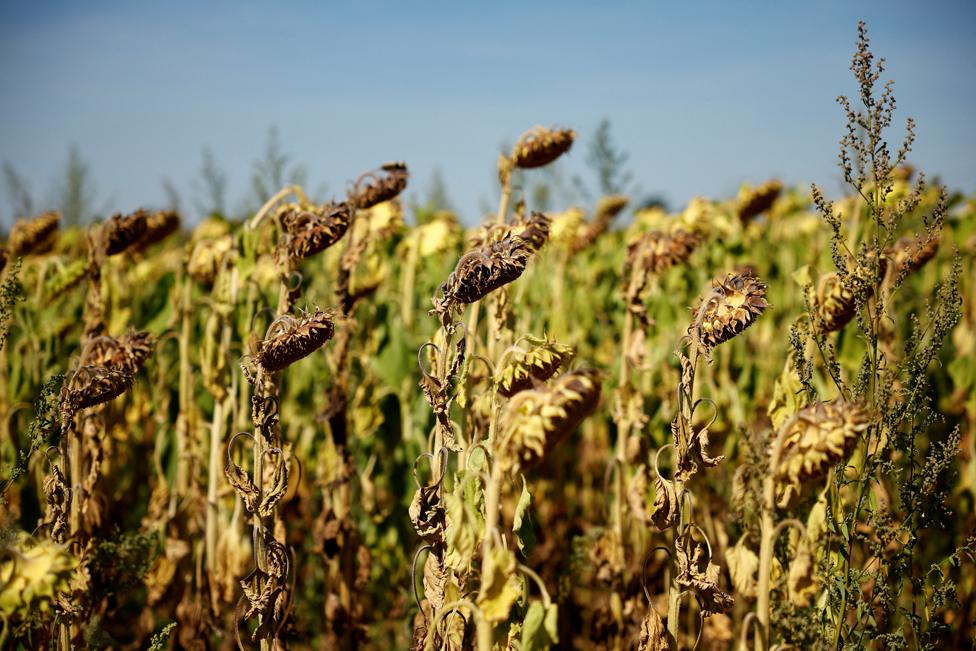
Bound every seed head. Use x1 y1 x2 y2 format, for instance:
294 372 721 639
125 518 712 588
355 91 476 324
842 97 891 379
572 195 629 252
137 210 181 249
80 330 156 374
256 308 335 372
815 272 857 333
8 211 60 257
626 229 703 275
510 126 575 169
351 162 409 209
278 201 352 260
691 271 769 351
772 400 869 505
432 235 532 321
737 180 783 222
888 233 939 275
61 364 134 415
496 368 601 473
517 211 552 250
495 337 575 397
102 209 149 256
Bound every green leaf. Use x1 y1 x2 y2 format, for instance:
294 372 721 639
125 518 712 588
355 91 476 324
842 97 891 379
520 600 559 651
477 547 522 623
513 475 535 554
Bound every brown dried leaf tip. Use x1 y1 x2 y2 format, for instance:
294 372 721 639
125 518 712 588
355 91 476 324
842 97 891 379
510 126 575 169
102 209 149 256
496 368 601 473
772 400 869 506
737 179 783 222
8 210 60 257
432 235 533 324
351 162 409 209
690 271 769 352
278 201 352 260
256 308 335 372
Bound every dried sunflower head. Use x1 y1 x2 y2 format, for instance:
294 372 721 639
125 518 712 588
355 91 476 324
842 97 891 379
517 211 552 251
495 336 575 398
80 330 155 374
102 209 149 256
626 229 703 275
888 233 939 276
137 210 181 249
351 162 409 209
255 308 335 372
771 400 869 506
737 180 783 222
510 126 575 169
496 368 601 473
61 364 134 415
432 235 533 321
815 272 857 333
690 271 769 351
572 195 629 252
278 201 352 260
8 211 60 257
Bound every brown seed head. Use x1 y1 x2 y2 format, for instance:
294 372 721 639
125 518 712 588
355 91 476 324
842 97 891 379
517 211 552 250
737 180 783 222
771 400 869 505
691 271 769 351
815 272 857 333
433 235 533 321
888 233 939 275
102 209 149 256
351 162 409 209
137 210 181 249
627 229 703 275
278 201 352 260
61 364 134 414
256 308 335 372
8 211 60 257
572 195 629 252
81 330 156 375
496 368 601 473
510 127 575 169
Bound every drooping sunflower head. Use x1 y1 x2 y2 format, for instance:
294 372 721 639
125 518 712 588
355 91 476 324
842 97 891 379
691 271 769 351
510 126 575 169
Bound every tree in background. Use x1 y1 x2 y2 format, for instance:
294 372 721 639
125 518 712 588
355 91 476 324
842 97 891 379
2 162 34 228
56 144 97 226
585 117 633 197
251 126 307 207
194 147 228 218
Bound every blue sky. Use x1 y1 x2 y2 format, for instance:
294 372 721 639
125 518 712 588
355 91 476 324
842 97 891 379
1 1 974 225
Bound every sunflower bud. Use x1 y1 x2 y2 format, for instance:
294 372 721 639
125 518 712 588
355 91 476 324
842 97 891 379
690 272 769 351
737 180 782 222
351 162 409 209
102 209 149 256
496 368 601 473
510 127 575 169
278 201 352 260
255 309 335 372
7 211 60 257
771 400 869 506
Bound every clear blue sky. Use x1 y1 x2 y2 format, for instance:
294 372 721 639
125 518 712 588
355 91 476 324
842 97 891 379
1 1 974 224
